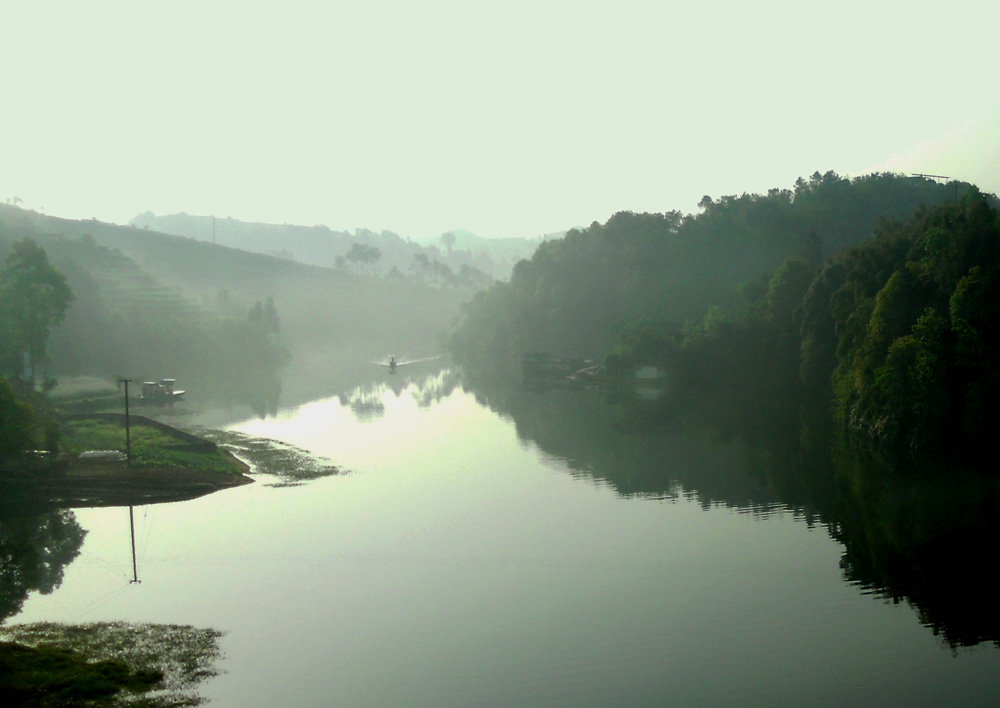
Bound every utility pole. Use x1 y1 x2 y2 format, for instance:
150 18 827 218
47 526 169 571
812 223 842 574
120 378 132 465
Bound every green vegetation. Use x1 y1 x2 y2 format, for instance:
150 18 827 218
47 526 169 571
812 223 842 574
450 172 1000 465
194 428 341 486
1 203 469 411
0 622 223 707
0 377 38 468
0 641 163 706
0 377 62 472
450 172 960 372
816 190 1000 457
642 188 1000 463
0 222 288 413
60 417 246 474
0 238 74 385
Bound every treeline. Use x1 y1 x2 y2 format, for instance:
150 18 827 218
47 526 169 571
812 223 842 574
449 172 999 461
613 191 1000 462
450 172 962 370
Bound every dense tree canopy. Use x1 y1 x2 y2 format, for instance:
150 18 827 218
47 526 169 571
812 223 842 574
449 173 999 463
449 172 965 371
0 239 73 380
822 189 1000 456
0 377 36 466
621 189 1000 462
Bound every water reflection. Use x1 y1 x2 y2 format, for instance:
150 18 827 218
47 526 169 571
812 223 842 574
343 384 386 420
0 509 86 622
8 367 1000 707
340 367 463 422
832 456 1000 649
461 373 1000 649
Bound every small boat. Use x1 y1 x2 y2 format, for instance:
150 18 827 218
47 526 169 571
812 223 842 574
141 379 186 401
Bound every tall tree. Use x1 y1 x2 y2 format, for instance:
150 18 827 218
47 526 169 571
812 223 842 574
0 239 74 382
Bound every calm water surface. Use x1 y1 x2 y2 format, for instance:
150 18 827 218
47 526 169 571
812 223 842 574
14 372 1000 707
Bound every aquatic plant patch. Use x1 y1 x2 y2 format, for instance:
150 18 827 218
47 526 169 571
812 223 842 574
191 428 343 486
0 621 223 707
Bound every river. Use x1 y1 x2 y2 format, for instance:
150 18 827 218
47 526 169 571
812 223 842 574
9 365 1000 707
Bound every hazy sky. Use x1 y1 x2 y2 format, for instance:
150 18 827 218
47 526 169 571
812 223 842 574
3 1 998 240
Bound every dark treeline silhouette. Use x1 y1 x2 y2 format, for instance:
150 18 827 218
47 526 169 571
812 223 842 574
618 188 1000 464
450 172 968 373
449 172 1000 462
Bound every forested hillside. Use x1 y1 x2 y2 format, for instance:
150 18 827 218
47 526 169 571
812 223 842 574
0 225 287 406
604 188 1000 461
448 172 1000 462
795 191 999 458
449 172 973 373
0 205 469 406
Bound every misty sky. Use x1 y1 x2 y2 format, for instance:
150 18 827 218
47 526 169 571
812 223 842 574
3 1 998 241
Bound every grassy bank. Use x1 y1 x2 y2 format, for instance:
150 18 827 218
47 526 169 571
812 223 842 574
60 416 243 474
1 414 252 510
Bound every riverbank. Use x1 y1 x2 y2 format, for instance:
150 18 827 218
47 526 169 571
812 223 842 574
0 414 254 511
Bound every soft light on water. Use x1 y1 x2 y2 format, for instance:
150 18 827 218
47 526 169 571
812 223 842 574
13 377 1000 707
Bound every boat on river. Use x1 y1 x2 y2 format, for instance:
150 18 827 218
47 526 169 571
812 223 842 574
140 378 185 402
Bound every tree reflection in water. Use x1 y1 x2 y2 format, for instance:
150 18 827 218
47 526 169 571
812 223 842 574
342 368 461 421
462 373 1000 649
0 509 86 623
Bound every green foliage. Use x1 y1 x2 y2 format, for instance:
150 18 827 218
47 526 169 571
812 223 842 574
826 191 1000 457
0 239 74 380
60 417 245 473
765 255 813 325
0 621 223 707
0 232 291 395
449 173 966 370
0 378 37 466
625 184 1000 463
0 640 162 705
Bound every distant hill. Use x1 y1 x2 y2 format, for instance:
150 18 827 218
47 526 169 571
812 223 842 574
0 205 470 406
129 212 555 281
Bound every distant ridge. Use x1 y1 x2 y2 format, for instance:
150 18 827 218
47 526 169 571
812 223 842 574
129 212 556 281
